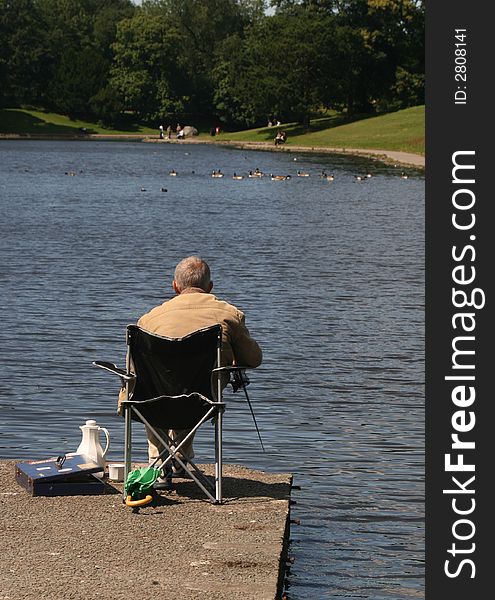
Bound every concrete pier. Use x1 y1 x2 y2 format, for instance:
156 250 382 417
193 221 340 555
0 460 292 600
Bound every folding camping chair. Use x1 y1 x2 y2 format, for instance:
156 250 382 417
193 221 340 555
94 323 233 504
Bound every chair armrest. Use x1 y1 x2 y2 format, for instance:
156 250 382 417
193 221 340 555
213 366 251 392
92 361 135 381
212 365 251 373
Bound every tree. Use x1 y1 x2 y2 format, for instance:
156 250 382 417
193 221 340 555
35 0 135 117
214 10 336 127
271 0 425 112
148 0 265 115
48 47 109 116
335 0 425 110
0 0 52 106
110 12 187 120
1 0 423 124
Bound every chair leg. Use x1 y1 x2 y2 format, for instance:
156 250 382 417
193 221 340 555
124 404 132 500
153 442 218 501
147 432 218 502
215 411 223 504
130 403 224 504
214 348 223 504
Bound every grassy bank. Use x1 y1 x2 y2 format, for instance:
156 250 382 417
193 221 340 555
1 105 424 156
0 108 155 136
216 106 424 155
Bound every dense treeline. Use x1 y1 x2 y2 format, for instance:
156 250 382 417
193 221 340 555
0 0 424 129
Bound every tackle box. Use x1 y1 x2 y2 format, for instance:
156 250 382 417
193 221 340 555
15 454 108 496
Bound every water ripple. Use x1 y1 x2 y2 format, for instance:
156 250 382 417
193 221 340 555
0 140 424 600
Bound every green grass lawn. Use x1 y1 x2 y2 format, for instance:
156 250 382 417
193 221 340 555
217 106 425 155
1 105 424 155
0 108 156 135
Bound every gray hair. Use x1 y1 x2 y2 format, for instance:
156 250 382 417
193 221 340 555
174 256 211 291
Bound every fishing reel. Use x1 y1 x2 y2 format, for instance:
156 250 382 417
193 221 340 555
229 369 250 392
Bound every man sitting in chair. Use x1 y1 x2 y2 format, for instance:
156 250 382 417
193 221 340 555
126 255 262 478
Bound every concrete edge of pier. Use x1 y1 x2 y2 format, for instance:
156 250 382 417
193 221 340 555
0 460 292 600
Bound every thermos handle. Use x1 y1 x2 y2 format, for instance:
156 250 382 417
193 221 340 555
99 427 110 457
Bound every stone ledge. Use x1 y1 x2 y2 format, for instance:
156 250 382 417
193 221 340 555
1 460 292 600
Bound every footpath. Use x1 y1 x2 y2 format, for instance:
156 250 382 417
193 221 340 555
144 137 424 168
0 460 292 600
211 140 425 168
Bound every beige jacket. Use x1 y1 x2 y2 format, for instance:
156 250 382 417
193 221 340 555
137 288 262 368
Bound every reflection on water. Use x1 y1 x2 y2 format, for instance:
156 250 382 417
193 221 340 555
0 140 424 599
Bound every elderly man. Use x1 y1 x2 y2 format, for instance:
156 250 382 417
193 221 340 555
132 256 262 476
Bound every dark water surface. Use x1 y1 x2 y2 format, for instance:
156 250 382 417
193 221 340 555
0 140 424 599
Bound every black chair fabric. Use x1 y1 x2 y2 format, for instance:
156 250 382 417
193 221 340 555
127 323 221 401
128 393 216 430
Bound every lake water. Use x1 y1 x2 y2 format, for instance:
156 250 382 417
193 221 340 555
0 140 424 599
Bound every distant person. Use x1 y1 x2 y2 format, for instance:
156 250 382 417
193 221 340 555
274 131 284 146
166 125 172 139
210 127 216 136
120 256 262 477
159 125 164 139
215 126 220 135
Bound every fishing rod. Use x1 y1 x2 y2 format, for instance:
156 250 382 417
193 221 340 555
231 369 265 452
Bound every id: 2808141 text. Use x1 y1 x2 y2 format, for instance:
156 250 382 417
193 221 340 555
454 28 468 105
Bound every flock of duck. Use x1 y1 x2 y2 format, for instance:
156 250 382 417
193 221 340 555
64 167 409 182
63 164 409 193
143 167 410 191
166 168 410 181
